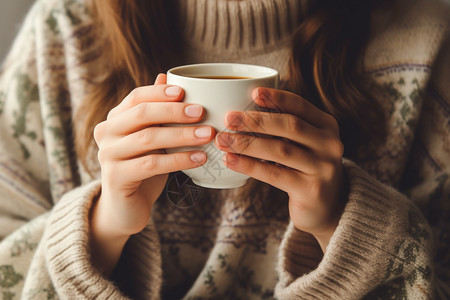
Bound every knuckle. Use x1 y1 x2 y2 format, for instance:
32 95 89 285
328 138 344 157
97 149 105 164
106 107 117 119
163 103 177 119
275 140 293 158
93 122 105 142
131 102 147 120
97 147 110 165
137 128 154 145
286 115 302 132
247 112 264 129
320 161 335 180
329 114 339 126
294 101 306 116
128 87 142 106
174 127 187 140
267 165 282 183
327 114 340 131
143 155 157 171
172 153 186 167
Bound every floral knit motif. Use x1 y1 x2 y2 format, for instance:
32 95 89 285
0 0 449 299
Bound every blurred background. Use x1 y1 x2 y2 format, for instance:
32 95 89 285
1 0 450 62
0 0 35 62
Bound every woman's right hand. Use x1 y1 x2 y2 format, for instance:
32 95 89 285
90 74 214 274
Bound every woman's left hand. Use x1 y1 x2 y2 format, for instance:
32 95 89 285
215 87 346 252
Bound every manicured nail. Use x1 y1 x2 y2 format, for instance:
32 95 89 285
252 88 260 101
190 151 206 163
165 86 182 97
194 126 212 138
216 132 233 147
185 105 203 117
226 112 243 128
254 87 270 104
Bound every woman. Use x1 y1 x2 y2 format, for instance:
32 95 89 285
0 0 448 299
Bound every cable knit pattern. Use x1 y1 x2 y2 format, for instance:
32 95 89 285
0 0 449 299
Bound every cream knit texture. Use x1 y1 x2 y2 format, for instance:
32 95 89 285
0 0 449 299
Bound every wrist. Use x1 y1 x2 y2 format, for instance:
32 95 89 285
315 169 348 253
89 193 130 276
90 192 130 237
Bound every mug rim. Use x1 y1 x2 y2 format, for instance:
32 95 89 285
167 63 279 81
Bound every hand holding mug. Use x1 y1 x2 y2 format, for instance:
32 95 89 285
166 63 279 188
90 74 215 273
215 87 346 251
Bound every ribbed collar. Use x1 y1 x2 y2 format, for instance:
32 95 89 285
177 0 307 54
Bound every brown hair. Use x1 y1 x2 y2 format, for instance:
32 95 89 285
75 0 386 172
75 0 182 167
288 0 387 157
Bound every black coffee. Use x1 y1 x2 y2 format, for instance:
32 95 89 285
189 75 252 79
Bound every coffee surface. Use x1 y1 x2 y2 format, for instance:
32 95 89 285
188 75 252 79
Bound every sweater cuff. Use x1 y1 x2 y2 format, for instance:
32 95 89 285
275 159 433 299
43 180 162 299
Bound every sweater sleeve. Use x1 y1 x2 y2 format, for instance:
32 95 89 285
23 180 162 300
275 160 433 299
0 1 163 299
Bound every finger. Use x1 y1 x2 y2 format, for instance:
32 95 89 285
105 151 207 187
99 103 205 136
224 111 335 153
215 132 318 174
108 84 184 119
105 126 214 159
223 152 304 193
154 73 167 85
252 87 339 132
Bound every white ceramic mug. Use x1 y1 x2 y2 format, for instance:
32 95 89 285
166 63 279 189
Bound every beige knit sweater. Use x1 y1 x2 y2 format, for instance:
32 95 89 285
0 0 449 299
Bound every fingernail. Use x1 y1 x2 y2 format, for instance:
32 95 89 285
190 151 206 163
194 126 211 138
165 86 182 97
217 132 233 147
252 88 260 100
254 87 269 104
226 112 243 128
185 105 203 117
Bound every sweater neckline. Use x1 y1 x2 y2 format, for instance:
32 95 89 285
176 0 307 54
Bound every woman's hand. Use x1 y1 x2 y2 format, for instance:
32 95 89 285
215 87 346 252
90 74 215 274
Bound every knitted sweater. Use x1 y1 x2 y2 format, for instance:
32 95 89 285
0 0 449 299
